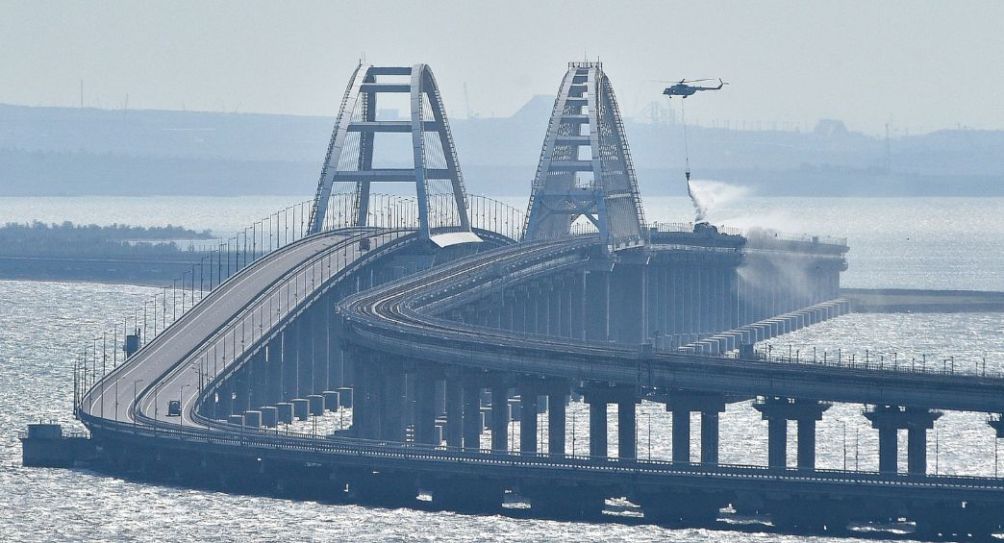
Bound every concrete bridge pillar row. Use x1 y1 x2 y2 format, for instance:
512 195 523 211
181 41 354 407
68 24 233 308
864 405 941 474
753 397 830 470
665 392 727 465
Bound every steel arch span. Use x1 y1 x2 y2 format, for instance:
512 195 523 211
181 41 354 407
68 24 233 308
524 62 646 251
308 64 477 245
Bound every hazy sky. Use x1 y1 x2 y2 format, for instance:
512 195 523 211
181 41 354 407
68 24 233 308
3 1 1002 134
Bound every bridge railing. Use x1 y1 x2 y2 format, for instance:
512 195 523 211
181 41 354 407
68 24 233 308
735 345 1000 380
75 196 318 411
74 192 390 412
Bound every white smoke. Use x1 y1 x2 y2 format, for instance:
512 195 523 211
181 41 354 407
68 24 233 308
686 179 750 224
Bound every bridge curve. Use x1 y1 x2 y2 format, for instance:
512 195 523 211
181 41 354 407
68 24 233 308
338 237 1004 413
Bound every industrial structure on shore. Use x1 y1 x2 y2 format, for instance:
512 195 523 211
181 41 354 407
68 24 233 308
24 62 1004 540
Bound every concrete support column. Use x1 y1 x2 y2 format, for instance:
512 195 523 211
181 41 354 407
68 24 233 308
796 418 818 470
548 391 567 457
877 426 898 473
865 406 941 474
352 354 381 440
755 397 830 470
667 392 726 465
767 418 787 468
617 400 637 460
570 273 585 340
490 383 509 452
672 409 691 463
462 378 481 450
380 362 405 442
547 283 561 337
583 271 610 341
700 410 720 465
587 400 607 458
445 377 463 448
610 264 646 344
907 426 928 475
296 317 313 398
519 384 539 454
281 327 297 401
266 337 282 405
414 370 437 445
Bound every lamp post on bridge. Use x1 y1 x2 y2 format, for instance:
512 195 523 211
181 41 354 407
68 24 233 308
841 421 848 470
647 411 652 461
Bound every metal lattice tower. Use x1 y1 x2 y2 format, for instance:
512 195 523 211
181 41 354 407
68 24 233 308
308 64 477 245
523 62 646 250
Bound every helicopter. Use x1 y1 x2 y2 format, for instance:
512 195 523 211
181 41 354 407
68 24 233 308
662 78 727 99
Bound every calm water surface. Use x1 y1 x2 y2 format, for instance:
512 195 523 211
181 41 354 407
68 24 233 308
2 196 1003 542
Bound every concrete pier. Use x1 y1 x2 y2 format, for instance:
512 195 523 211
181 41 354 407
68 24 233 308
754 397 830 470
665 392 726 465
260 406 278 428
865 406 941 474
275 402 293 424
307 394 325 416
292 399 310 421
322 391 340 412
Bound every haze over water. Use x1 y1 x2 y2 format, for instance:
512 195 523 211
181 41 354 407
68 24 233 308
3 195 1004 542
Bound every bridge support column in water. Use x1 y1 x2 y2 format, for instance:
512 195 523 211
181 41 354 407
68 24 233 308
865 405 942 474
665 391 727 464
609 262 646 344
754 397 830 470
350 350 381 439
519 380 540 454
445 370 464 448
462 374 482 450
412 365 439 445
582 269 610 341
380 361 406 442
546 380 569 457
582 384 636 458
488 378 510 452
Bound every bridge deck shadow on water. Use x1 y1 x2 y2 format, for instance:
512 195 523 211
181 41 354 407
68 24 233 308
38 62 1004 541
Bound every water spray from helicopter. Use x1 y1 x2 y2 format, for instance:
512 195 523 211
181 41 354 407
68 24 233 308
661 77 728 225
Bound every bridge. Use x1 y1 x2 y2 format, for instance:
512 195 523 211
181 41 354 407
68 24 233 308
59 62 1004 540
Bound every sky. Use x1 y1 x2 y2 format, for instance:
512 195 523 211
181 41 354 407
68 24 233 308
2 1 1003 135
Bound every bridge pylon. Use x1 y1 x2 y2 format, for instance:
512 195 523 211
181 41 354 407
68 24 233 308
308 64 478 245
523 62 646 250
